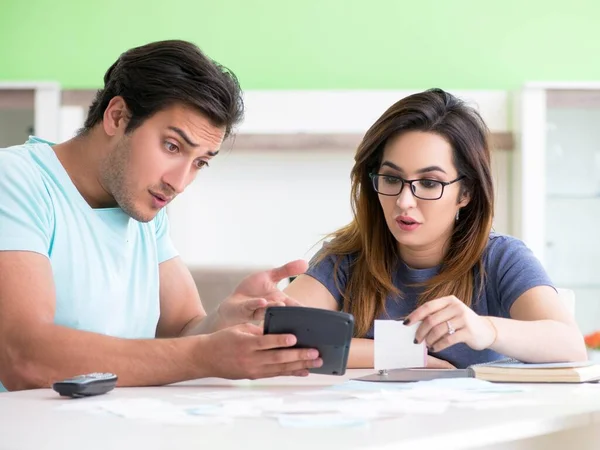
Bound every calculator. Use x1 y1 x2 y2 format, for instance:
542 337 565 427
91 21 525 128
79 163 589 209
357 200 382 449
263 306 354 375
52 373 118 397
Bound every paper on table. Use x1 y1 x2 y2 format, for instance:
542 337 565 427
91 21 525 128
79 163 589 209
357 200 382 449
274 399 449 428
262 400 357 414
374 320 426 370
401 387 503 402
396 378 527 402
292 390 361 399
328 380 413 391
276 413 369 429
56 398 233 425
412 378 528 393
176 391 275 400
274 398 449 428
454 398 538 410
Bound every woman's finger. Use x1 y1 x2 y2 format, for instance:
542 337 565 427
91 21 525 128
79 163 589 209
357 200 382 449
415 303 463 343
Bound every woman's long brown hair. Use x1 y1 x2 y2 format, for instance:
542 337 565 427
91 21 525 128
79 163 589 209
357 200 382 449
318 89 495 337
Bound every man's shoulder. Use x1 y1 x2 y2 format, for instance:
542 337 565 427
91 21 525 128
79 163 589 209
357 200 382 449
0 144 46 185
0 144 34 165
0 138 54 173
0 143 57 215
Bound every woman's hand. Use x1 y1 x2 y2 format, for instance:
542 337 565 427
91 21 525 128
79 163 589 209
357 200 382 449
405 296 497 352
426 355 456 369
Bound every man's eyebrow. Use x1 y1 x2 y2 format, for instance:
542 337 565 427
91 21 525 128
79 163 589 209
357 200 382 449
380 161 447 175
168 126 220 157
168 126 198 147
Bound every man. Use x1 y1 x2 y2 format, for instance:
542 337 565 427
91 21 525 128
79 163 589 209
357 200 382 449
0 40 321 391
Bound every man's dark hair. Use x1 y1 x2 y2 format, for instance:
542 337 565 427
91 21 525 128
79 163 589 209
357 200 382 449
81 39 243 138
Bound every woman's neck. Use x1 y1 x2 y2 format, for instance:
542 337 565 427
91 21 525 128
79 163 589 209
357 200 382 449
398 235 451 269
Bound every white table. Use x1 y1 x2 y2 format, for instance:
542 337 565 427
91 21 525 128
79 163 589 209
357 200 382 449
1 369 600 450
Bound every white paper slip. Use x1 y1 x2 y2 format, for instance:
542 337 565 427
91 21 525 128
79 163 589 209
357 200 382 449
374 320 426 371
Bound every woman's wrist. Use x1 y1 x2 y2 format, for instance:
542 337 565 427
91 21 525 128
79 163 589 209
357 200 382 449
484 316 499 349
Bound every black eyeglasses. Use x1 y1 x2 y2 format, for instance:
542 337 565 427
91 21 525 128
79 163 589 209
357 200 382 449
369 173 465 200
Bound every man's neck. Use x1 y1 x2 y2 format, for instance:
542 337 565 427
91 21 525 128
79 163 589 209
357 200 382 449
52 131 116 208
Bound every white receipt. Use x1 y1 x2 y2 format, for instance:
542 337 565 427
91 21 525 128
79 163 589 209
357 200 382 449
374 320 426 370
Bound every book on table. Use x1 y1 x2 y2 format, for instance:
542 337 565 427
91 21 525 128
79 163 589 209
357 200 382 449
355 360 600 383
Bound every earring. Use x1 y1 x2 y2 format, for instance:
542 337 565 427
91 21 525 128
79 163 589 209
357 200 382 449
455 209 460 221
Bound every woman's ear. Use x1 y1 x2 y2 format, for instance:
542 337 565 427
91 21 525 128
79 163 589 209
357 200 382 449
458 187 471 208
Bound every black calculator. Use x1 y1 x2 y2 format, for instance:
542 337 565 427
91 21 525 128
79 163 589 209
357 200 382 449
263 306 354 375
52 373 118 398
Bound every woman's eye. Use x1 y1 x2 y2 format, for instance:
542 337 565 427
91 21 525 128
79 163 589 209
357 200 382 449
418 179 440 189
383 176 401 184
195 160 209 170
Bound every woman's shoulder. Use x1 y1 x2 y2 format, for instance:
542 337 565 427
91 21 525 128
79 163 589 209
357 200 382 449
305 241 360 296
482 232 539 271
309 240 360 269
485 232 526 251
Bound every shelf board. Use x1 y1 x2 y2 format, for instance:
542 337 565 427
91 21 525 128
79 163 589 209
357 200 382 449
222 131 514 152
61 89 514 152
547 89 600 109
546 195 600 200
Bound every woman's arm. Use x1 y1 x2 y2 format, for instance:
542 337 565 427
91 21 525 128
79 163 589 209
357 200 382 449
488 285 587 362
408 286 587 363
347 338 455 368
284 274 339 310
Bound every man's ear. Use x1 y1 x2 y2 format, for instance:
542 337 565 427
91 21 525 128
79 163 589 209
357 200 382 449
102 96 129 137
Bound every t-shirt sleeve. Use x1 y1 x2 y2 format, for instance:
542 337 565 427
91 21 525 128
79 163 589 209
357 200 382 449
304 244 351 308
0 152 53 256
154 209 179 264
487 235 555 316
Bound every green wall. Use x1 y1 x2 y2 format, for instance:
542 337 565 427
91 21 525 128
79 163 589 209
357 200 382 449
0 0 598 89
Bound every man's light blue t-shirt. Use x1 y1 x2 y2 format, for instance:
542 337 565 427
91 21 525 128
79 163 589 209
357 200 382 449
0 137 179 390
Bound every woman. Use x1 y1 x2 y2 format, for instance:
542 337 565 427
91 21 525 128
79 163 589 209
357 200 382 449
285 88 586 369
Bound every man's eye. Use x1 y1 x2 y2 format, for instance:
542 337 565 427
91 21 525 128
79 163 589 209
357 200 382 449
165 142 179 153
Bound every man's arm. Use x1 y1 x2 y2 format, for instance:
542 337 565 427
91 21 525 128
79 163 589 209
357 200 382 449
155 257 245 337
157 258 310 338
0 252 322 390
155 257 207 338
0 251 203 390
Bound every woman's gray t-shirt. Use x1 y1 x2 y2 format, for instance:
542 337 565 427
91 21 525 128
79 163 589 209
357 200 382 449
305 233 554 369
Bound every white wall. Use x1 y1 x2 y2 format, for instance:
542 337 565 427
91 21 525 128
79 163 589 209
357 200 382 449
168 149 356 268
